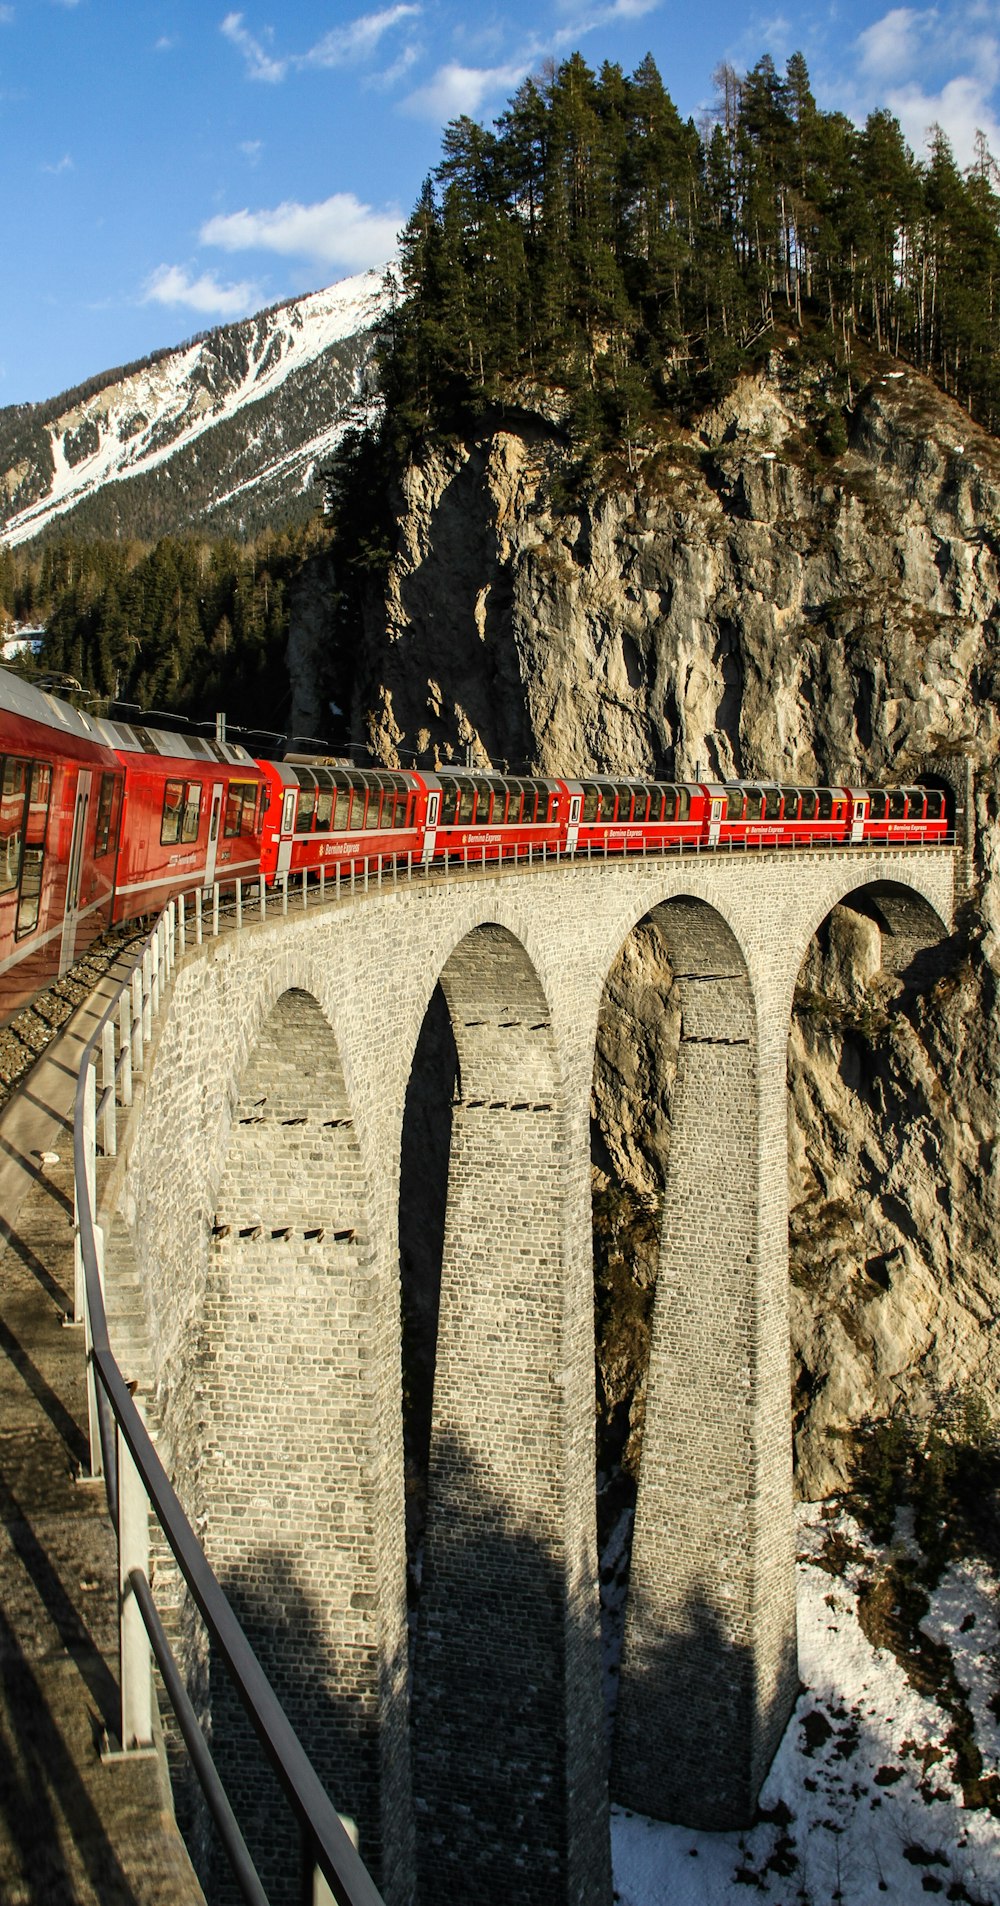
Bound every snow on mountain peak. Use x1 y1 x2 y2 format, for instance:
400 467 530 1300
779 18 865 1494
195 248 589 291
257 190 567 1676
0 268 391 545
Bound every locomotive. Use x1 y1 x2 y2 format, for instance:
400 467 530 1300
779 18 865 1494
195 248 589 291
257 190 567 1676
0 665 949 1025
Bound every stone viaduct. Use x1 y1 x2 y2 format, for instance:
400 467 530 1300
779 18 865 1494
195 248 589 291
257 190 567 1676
100 845 955 1906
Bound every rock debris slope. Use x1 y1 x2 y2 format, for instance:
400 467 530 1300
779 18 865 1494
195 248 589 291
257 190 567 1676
318 345 1000 1495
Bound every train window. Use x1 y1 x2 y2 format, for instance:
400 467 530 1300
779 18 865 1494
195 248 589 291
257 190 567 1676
659 788 676 822
160 780 185 845
745 790 764 821
487 784 506 824
906 788 926 818
181 784 201 843
332 774 352 828
26 763 51 847
457 782 476 824
16 849 43 936
314 789 333 830
677 788 691 821
799 790 818 820
94 773 118 855
726 788 744 821
614 787 633 823
867 791 887 819
817 790 834 821
523 784 540 824
924 790 946 819
762 789 780 820
581 785 600 823
296 787 317 833
780 788 800 819
507 786 523 825
0 757 27 895
888 790 908 820
224 781 259 838
365 788 382 829
12 760 50 936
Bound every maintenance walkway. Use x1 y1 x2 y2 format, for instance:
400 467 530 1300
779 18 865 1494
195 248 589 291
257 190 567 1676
0 964 202 1906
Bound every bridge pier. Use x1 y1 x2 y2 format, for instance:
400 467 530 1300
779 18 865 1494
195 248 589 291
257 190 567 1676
409 925 611 1906
609 898 797 1824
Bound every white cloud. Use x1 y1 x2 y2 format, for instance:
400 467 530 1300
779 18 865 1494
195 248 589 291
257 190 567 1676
221 5 421 83
240 138 263 162
200 192 402 268
404 58 530 121
885 73 1000 165
220 11 286 83
369 41 422 89
306 5 421 69
856 7 934 80
42 153 73 174
142 264 260 317
154 34 177 52
0 7 14 24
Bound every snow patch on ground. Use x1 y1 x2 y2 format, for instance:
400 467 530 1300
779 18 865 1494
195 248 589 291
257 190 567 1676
612 1504 1000 1905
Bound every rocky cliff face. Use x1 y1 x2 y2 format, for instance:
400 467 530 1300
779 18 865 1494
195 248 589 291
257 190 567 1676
316 344 1000 1497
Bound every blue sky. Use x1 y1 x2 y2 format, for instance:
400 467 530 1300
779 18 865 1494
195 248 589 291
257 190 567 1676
2 0 997 405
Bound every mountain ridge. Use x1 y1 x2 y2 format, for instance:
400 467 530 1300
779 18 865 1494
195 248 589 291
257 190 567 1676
0 269 389 546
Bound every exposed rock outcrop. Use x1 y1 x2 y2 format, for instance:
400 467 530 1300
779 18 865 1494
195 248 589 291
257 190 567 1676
335 343 1000 1497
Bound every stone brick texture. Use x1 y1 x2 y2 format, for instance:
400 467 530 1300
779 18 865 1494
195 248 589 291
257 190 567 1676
104 847 954 1905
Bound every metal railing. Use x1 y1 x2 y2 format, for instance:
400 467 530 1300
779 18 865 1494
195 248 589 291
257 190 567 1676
71 826 957 1900
74 877 384 1906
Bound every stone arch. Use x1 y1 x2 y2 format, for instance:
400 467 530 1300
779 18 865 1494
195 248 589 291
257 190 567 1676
404 921 610 1906
199 985 410 1904
786 872 957 1501
781 868 952 1013
603 894 799 1830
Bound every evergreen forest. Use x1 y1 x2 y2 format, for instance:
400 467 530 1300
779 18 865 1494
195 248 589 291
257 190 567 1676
0 526 327 742
372 49 1000 454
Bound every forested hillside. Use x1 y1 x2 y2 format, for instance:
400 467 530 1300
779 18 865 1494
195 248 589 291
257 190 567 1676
367 49 1000 461
0 525 330 736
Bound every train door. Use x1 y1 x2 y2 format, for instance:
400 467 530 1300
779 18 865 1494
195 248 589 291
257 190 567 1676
204 782 224 887
59 770 91 973
708 796 724 848
566 793 582 853
276 786 297 877
851 797 866 844
422 790 440 864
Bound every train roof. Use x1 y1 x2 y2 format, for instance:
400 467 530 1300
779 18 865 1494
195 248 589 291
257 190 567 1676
89 715 256 767
0 663 114 747
0 667 255 765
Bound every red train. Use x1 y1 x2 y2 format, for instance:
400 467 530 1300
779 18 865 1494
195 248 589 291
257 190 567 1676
0 665 950 1024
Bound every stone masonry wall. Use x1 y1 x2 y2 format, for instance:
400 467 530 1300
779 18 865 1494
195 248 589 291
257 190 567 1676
106 846 954 1903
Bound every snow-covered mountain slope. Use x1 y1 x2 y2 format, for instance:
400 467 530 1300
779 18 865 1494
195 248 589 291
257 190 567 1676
0 269 388 545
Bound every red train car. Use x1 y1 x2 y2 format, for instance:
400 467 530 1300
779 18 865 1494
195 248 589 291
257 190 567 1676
569 777 707 855
417 770 568 864
95 717 267 923
0 667 124 1021
257 758 425 883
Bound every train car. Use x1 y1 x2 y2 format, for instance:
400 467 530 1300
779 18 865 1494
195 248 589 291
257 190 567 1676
0 666 125 1022
93 717 268 922
859 785 949 846
257 758 426 884
701 783 856 850
418 770 569 865
571 777 708 856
